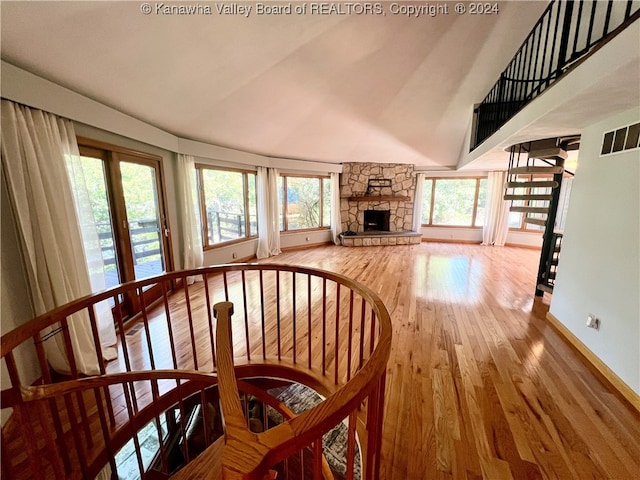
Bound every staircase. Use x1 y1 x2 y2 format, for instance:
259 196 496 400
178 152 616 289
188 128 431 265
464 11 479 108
504 138 577 296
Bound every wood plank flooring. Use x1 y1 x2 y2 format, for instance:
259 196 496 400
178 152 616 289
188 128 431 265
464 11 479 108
254 243 639 480
4 243 639 479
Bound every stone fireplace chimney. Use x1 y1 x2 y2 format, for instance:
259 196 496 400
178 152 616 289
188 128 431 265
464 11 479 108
340 163 416 233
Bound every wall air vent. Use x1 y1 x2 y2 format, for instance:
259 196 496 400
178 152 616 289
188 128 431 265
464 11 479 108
601 122 640 155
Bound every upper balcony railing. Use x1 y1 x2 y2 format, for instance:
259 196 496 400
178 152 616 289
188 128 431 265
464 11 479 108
472 0 640 149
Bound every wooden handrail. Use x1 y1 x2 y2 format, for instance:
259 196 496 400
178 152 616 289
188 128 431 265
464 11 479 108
2 263 392 480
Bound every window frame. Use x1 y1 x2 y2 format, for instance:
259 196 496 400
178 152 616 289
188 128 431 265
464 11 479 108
195 164 257 249
421 176 487 228
280 174 331 233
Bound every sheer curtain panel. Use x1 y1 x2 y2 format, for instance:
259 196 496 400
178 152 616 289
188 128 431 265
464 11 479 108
412 173 425 232
482 171 510 246
256 167 282 259
1 100 115 375
177 154 203 283
330 172 342 245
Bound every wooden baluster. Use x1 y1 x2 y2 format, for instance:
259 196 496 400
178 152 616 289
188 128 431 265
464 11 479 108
183 277 199 370
276 270 281 360
322 278 327 376
334 284 341 385
92 386 117 478
346 410 358 480
292 272 297 364
87 306 116 428
369 310 376 355
177 380 191 462
203 272 216 369
259 270 267 360
161 279 179 370
307 274 312 370
138 287 157 370
223 271 230 301
123 379 145 478
359 298 366 370
60 316 93 451
34 333 71 473
242 270 250 361
313 438 323 480
113 293 138 412
152 379 169 473
347 290 354 382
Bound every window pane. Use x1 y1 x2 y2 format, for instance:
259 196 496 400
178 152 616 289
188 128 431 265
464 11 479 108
79 155 120 289
202 169 245 244
322 179 331 227
509 211 523 229
432 179 476 226
474 179 487 227
120 161 165 280
421 179 433 224
286 177 320 230
248 173 257 236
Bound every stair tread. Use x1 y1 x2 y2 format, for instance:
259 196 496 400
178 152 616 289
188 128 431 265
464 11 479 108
510 166 565 175
506 180 559 189
527 147 568 160
504 194 554 201
537 283 554 293
523 217 547 226
509 206 549 214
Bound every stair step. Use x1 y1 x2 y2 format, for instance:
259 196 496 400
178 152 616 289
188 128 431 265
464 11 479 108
504 194 554 201
509 206 549 214
543 271 557 280
537 283 554 293
551 258 559 265
523 217 548 226
509 166 565 175
528 147 568 160
506 181 559 189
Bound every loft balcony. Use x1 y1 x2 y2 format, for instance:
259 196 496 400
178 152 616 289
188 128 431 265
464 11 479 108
472 0 640 151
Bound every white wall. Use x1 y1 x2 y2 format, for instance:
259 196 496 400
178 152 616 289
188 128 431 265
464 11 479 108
550 107 640 395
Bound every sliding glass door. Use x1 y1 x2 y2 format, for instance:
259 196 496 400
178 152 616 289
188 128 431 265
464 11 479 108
79 140 172 318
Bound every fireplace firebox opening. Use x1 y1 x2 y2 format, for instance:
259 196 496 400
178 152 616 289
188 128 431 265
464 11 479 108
364 210 391 232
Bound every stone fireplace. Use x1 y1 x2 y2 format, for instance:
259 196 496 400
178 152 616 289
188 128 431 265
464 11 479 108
340 162 417 233
339 163 422 246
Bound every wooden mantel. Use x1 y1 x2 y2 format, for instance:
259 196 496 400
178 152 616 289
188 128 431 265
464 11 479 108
345 195 411 202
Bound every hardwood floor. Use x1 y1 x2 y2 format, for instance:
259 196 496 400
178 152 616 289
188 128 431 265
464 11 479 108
4 243 639 479
255 243 640 480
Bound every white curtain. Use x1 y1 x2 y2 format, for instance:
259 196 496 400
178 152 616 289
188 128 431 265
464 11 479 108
176 154 203 283
412 173 425 232
482 171 510 247
256 167 281 259
1 100 116 375
330 172 342 245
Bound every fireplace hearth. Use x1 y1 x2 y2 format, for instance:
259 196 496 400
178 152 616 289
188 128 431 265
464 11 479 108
364 210 390 232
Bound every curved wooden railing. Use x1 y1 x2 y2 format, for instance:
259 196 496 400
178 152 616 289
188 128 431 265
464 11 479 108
1 264 392 479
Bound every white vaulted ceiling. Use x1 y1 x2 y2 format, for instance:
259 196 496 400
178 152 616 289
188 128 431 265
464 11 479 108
1 1 550 167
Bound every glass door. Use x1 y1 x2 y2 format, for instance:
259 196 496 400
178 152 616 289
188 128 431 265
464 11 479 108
78 141 172 318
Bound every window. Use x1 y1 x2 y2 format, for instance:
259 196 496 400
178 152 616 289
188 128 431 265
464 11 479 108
279 175 331 231
421 177 487 227
196 166 257 248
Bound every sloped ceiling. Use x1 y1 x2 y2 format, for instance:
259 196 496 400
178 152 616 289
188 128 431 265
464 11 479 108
1 1 548 167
